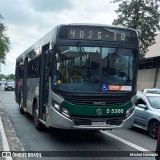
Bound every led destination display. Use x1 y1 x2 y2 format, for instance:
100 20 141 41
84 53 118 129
58 26 132 42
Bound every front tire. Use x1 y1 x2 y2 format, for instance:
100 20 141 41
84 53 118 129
33 102 44 131
148 120 159 139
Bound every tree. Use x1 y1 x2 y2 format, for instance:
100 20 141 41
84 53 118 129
8 74 15 79
0 14 10 64
111 0 160 55
0 73 15 80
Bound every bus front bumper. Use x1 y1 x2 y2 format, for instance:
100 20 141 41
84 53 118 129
48 107 134 130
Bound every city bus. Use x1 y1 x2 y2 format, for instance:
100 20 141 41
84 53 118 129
15 23 139 130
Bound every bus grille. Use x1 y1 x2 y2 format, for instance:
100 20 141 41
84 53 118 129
73 117 124 126
67 95 129 106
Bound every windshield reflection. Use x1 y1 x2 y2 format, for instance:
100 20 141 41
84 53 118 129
52 46 137 92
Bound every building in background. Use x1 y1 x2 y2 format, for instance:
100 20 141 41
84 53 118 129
138 33 160 90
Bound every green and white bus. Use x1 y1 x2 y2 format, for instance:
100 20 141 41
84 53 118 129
15 23 139 130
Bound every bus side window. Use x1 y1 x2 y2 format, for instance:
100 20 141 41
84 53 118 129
27 60 34 78
34 57 41 77
35 59 38 77
19 64 24 79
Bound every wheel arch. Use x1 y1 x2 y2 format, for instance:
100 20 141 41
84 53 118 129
147 118 160 130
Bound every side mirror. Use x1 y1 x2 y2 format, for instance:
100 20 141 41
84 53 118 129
137 104 147 109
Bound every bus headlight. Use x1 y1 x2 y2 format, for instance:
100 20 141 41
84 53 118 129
126 105 135 118
53 103 61 111
125 95 136 118
62 107 69 118
52 101 70 118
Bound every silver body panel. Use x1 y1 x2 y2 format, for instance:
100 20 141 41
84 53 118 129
48 106 134 130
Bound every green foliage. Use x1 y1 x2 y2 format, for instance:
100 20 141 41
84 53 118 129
0 14 10 64
0 74 15 80
111 0 160 55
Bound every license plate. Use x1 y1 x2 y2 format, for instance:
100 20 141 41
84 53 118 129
91 121 106 126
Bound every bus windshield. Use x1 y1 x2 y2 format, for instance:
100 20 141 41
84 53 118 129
52 45 137 93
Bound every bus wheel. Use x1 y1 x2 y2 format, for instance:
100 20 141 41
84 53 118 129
148 120 159 139
19 97 25 114
33 103 44 131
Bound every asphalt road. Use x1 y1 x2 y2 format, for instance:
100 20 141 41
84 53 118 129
0 85 157 160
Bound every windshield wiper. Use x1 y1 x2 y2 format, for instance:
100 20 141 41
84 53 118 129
115 44 122 55
107 45 122 75
109 45 122 63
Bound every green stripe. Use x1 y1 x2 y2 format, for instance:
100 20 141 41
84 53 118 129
61 101 132 117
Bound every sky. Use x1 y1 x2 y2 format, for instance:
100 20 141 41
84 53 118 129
0 0 118 75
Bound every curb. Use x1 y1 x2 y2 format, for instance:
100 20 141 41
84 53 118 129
0 101 26 160
0 116 13 160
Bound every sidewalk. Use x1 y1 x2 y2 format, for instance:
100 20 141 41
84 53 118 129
0 101 25 160
0 115 12 160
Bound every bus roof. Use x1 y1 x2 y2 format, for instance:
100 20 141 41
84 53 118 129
16 23 137 63
65 23 136 31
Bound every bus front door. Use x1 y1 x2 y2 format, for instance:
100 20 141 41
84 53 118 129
38 45 51 129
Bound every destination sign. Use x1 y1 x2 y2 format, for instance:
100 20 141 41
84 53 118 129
69 46 100 52
58 26 131 42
